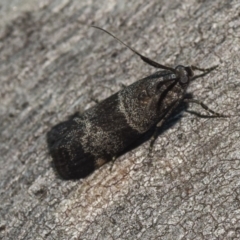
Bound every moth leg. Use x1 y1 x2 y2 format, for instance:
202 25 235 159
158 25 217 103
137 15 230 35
184 98 228 117
148 128 160 155
148 122 167 153
109 156 117 171
149 102 180 154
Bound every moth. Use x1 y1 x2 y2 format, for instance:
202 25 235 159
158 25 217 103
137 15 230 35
47 26 224 180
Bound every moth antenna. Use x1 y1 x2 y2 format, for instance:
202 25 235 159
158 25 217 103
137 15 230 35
92 26 176 73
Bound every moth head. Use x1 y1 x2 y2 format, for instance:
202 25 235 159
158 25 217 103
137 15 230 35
175 65 194 85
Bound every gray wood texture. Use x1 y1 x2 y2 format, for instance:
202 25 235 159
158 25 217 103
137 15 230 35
1 0 240 239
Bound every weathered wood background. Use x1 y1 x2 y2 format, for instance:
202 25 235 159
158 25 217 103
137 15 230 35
1 0 240 239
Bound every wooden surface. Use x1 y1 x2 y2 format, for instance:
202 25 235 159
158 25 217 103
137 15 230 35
1 0 240 239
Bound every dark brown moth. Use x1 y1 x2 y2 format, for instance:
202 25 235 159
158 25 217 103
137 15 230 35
47 26 224 180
